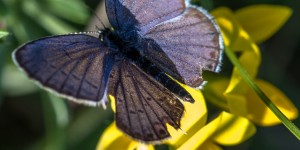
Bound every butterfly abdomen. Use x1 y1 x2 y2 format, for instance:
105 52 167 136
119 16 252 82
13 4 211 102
134 56 194 103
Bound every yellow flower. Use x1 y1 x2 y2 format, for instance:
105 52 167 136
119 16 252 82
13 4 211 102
207 5 298 126
170 111 255 150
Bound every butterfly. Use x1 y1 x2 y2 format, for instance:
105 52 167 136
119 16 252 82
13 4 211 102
12 0 223 143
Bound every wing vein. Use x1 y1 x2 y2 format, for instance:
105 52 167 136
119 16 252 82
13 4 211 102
127 65 148 139
163 47 217 62
143 8 183 29
119 65 132 132
43 58 76 85
95 56 106 101
135 73 179 127
152 32 218 40
76 55 96 97
145 20 209 35
159 43 219 49
128 63 160 137
59 60 81 92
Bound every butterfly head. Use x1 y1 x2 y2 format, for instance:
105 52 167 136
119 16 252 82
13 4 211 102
100 28 142 60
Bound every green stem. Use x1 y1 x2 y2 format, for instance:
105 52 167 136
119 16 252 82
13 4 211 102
225 46 300 140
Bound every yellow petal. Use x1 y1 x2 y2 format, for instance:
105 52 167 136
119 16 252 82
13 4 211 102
109 95 116 112
176 112 256 149
198 141 223 150
225 93 248 116
213 112 256 145
128 142 155 150
226 48 261 91
212 7 239 47
202 77 230 110
167 85 207 147
212 7 257 52
97 122 154 150
96 121 132 150
246 79 298 126
96 121 154 150
224 48 261 115
175 112 222 150
235 5 292 43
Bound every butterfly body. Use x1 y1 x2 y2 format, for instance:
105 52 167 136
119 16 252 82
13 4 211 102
101 28 140 53
100 27 195 102
13 0 223 143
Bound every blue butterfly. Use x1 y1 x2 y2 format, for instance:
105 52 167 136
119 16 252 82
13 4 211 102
13 0 223 142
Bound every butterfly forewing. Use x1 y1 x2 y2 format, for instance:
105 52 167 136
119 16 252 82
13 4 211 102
105 0 185 33
108 61 184 142
106 0 223 88
13 34 114 106
143 7 223 88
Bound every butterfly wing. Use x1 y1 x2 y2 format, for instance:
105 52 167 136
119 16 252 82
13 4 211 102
108 60 184 142
105 0 185 33
13 34 114 106
143 7 223 88
106 0 223 88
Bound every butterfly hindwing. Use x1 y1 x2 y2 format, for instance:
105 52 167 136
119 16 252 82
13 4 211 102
108 60 184 142
13 34 114 106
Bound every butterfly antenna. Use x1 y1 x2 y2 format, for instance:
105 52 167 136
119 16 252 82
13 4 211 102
96 14 107 29
88 7 107 29
95 25 101 31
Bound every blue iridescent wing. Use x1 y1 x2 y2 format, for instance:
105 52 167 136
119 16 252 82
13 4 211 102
105 0 185 33
13 34 114 106
142 7 223 88
108 60 184 142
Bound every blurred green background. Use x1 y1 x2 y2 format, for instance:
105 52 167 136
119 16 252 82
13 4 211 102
0 0 300 149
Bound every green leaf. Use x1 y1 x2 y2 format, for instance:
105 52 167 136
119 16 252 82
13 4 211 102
46 0 89 24
1 65 39 96
0 31 9 39
23 0 78 34
41 92 69 150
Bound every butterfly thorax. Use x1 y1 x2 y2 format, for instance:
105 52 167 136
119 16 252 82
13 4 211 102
100 28 141 58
